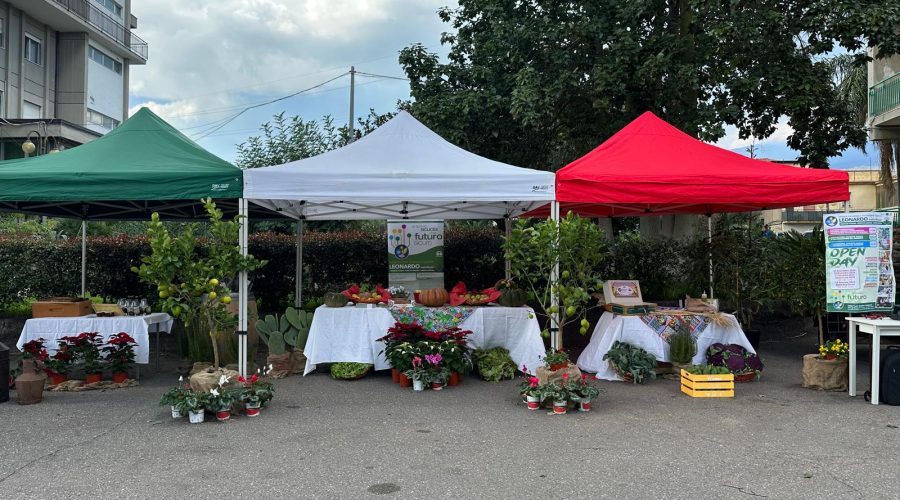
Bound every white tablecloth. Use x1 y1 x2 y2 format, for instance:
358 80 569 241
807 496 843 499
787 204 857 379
576 312 755 381
304 305 546 375
17 313 174 364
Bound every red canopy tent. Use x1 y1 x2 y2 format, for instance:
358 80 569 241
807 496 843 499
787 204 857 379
534 111 849 217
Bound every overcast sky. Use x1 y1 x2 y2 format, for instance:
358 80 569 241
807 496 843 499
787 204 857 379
128 0 875 169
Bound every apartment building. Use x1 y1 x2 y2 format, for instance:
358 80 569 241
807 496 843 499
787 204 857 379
869 48 900 142
0 0 147 159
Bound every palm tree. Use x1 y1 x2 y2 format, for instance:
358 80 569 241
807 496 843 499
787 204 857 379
829 53 898 204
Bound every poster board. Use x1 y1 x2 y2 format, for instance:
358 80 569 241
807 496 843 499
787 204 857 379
388 221 444 292
602 280 644 305
824 212 895 313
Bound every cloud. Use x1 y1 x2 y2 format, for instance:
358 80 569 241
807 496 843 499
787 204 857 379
715 117 795 150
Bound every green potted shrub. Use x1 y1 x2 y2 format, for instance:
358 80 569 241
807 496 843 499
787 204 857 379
473 347 517 382
602 341 657 384
330 362 373 380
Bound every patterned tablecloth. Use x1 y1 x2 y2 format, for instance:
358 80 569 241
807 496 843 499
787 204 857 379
577 311 755 381
638 313 711 341
303 305 546 375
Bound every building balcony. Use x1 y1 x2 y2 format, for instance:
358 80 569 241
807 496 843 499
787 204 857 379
869 72 900 118
11 0 148 62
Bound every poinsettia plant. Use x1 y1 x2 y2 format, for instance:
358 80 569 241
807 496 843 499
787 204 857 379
20 338 48 362
102 332 138 373
66 332 104 374
43 342 75 376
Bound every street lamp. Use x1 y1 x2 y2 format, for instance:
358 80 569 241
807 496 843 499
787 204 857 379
21 131 42 157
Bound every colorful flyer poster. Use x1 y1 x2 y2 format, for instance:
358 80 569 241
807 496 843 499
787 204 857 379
824 212 895 313
387 221 444 291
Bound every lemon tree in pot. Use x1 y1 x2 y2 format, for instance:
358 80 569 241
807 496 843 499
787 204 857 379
135 198 266 368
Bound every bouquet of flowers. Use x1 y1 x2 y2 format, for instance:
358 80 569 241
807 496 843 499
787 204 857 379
818 338 849 361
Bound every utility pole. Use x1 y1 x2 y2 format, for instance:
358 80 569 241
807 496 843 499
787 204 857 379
348 66 356 143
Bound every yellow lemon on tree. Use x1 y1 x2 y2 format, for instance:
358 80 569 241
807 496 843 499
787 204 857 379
221 296 232 304
208 291 217 300
209 278 219 286
159 290 169 299
566 306 576 316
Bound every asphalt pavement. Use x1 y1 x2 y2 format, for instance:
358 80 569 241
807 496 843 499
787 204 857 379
1 333 897 499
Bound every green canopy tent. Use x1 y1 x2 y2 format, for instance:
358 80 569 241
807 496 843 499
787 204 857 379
0 107 261 376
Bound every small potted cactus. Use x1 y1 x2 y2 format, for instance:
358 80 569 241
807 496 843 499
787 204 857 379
256 307 312 376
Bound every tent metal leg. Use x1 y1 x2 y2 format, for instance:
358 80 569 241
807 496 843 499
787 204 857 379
550 201 561 350
504 216 512 281
238 199 249 377
81 220 87 296
295 219 304 308
707 215 714 299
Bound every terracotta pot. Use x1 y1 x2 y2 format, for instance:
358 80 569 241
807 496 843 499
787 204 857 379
823 354 837 361
216 410 231 422
112 372 128 384
85 373 102 384
549 362 569 371
398 373 412 388
448 372 461 386
15 362 44 405
431 382 443 391
391 368 399 383
526 395 540 410
552 401 567 415
48 372 68 386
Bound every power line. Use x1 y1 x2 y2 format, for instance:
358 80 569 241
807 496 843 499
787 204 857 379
190 72 348 141
356 71 409 81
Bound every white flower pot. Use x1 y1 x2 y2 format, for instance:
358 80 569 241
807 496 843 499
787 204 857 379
552 401 568 415
171 406 183 418
579 400 592 412
188 410 205 424
413 379 425 391
526 395 540 410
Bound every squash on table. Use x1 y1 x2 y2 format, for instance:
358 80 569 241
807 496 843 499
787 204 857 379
418 288 448 307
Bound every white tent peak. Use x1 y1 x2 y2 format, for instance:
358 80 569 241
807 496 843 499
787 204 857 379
243 111 555 220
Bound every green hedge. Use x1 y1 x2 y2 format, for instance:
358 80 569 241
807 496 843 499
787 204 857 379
0 227 505 313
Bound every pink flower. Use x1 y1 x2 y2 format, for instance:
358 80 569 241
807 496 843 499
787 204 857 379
412 356 422 368
581 374 588 381
528 376 539 388
562 372 569 380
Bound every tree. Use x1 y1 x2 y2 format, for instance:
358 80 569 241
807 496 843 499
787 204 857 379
829 52 899 204
400 0 900 170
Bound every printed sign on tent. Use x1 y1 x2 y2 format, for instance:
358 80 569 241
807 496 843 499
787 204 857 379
388 221 444 292
824 212 895 313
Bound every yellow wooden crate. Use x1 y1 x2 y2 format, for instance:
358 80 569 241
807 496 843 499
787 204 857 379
680 369 734 398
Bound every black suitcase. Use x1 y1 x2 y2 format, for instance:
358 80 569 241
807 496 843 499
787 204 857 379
875 346 900 405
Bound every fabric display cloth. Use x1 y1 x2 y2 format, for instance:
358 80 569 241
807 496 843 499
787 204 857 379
303 305 546 375
17 313 173 364
576 311 755 381
388 305 476 332
638 313 710 341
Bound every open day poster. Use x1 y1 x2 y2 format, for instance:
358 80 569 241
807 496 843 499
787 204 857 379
824 212 895 313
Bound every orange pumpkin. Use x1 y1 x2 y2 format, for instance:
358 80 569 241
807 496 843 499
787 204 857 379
418 288 448 307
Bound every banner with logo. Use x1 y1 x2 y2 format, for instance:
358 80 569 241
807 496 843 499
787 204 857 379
388 221 444 292
824 212 895 313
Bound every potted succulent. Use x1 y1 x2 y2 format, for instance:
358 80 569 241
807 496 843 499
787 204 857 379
706 343 764 382
159 376 192 418
238 373 274 417
404 356 430 391
16 339 48 405
178 390 211 424
102 332 137 383
569 373 603 412
542 349 570 371
602 341 657 384
44 341 75 386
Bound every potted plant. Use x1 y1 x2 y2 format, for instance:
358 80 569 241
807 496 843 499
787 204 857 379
518 374 543 410
439 340 472 386
256 306 312 377
44 341 74 385
178 389 211 424
602 341 657 384
209 386 236 422
802 339 850 391
473 347 517 382
102 332 137 383
706 343 764 382
424 353 449 390
569 373 603 412
70 332 104 384
160 376 192 418
667 325 697 375
542 349 570 371
541 382 568 415
15 339 48 405
330 362 373 380
405 356 430 391
238 373 274 417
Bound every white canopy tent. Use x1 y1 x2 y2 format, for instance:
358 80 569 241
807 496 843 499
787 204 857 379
236 111 560 373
